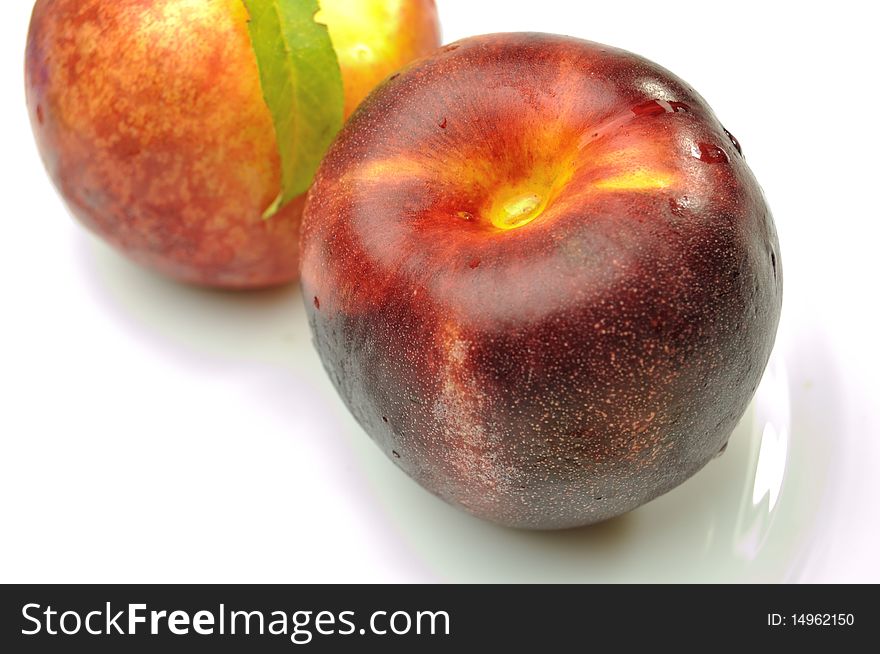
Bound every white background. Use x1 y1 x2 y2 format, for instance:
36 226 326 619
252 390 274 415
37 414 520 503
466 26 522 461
2 1 878 582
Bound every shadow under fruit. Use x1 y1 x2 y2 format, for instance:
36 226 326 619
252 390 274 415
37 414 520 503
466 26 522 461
301 33 782 529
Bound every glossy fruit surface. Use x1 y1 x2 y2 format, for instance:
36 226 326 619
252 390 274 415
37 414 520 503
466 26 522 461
25 0 441 287
301 33 782 529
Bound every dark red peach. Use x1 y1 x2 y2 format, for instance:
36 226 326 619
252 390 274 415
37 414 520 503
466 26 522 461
301 33 782 529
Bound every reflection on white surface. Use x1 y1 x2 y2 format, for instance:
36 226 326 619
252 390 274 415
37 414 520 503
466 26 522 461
752 423 788 511
734 354 790 560
752 355 791 513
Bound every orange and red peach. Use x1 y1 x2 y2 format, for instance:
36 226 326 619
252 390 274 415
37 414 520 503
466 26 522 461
25 0 440 288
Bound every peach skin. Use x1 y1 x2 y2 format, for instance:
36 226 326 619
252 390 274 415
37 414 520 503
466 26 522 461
25 0 441 288
301 33 782 529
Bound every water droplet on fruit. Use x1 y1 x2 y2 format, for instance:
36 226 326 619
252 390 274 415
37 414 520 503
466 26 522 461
631 99 690 117
439 117 447 129
669 196 690 218
723 127 743 155
392 450 401 459
36 104 44 125
469 259 481 269
693 142 729 164
313 296 320 310
632 100 666 117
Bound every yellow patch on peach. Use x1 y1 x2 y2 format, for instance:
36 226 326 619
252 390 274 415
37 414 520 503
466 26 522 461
318 0 441 117
594 169 674 190
489 190 544 230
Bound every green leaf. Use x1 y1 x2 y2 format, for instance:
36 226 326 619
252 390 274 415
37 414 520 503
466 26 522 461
243 0 344 218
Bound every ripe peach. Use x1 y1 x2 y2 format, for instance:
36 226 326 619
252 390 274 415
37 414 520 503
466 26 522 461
25 0 440 288
301 33 782 528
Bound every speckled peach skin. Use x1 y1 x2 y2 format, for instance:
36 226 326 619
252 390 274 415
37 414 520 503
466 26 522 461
301 34 782 529
25 0 441 288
